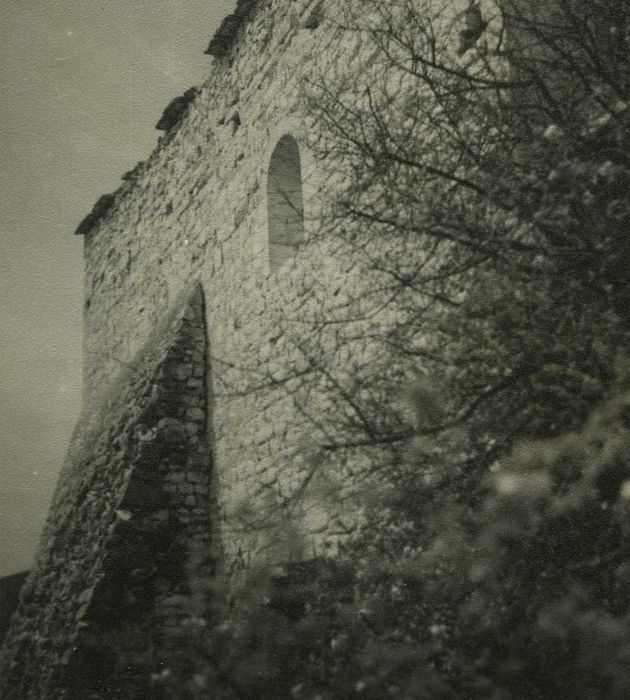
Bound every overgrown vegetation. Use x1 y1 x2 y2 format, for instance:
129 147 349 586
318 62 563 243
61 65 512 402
161 1 630 697
169 388 630 699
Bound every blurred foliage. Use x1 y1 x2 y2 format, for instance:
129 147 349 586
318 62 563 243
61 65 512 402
156 1 630 697
156 386 630 699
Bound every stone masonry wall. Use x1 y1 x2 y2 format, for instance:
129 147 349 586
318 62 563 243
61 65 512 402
0 0 563 694
0 285 213 699
1 0 506 695
79 0 354 573
76 0 482 573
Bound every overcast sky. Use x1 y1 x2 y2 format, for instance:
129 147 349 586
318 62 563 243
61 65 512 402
0 0 235 577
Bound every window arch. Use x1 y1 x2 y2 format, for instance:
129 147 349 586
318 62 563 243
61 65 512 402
267 134 305 272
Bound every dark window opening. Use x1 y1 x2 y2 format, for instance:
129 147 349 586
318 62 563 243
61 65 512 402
267 135 305 272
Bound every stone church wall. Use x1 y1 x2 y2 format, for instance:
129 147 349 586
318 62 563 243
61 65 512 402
78 0 487 572
80 0 368 573
0 286 213 698
2 0 491 695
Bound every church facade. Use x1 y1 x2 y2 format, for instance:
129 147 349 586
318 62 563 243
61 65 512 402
0 1 496 696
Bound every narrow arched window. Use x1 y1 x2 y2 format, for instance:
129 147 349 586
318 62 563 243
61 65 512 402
267 135 305 272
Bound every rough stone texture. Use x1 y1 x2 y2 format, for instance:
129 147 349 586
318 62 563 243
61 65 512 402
156 87 199 132
76 0 366 576
204 0 260 57
71 0 484 579
0 285 213 698
75 194 117 236
1 0 488 695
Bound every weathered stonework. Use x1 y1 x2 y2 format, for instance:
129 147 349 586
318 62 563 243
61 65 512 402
0 285 213 698
77 0 362 573
1 0 489 695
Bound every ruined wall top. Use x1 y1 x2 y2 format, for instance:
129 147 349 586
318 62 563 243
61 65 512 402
204 0 261 58
74 0 326 239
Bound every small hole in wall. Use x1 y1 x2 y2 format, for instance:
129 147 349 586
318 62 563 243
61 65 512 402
196 145 203 157
303 3 324 30
229 111 241 135
138 306 145 314
457 3 488 56
85 298 91 310
165 201 173 215
305 17 321 29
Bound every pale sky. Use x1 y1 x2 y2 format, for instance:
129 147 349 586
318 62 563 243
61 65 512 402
0 0 235 576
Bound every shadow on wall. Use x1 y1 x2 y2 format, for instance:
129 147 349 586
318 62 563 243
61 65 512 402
0 572 28 642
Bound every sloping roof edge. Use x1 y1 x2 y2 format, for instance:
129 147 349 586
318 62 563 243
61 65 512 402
75 1 263 237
